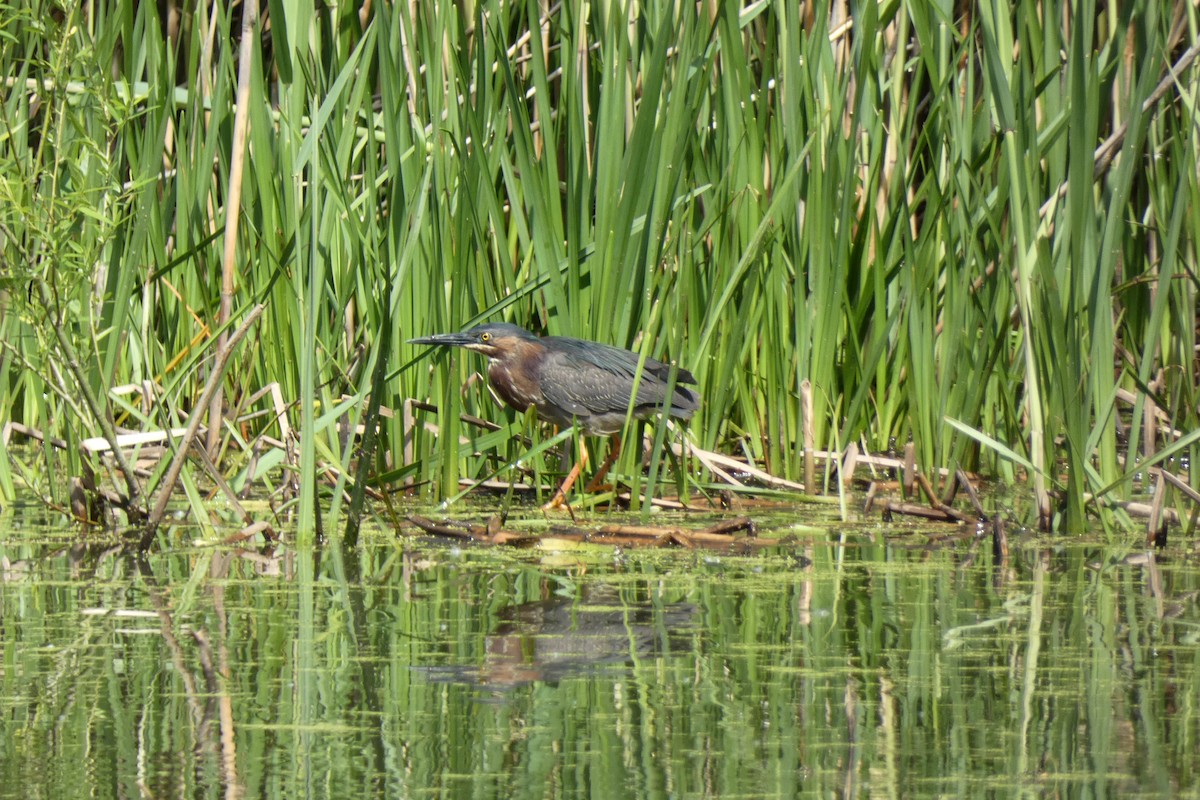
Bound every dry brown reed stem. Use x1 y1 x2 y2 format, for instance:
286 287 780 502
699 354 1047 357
801 379 816 492
209 0 258 458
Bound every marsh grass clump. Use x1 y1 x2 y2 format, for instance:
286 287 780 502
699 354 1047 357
1 1 1196 536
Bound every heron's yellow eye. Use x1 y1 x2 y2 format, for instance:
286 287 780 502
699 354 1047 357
480 332 491 342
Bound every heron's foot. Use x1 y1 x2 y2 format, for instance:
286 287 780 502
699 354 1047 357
542 456 586 512
540 490 577 522
541 491 570 511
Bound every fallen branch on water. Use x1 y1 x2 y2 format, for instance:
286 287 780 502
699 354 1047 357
405 514 759 551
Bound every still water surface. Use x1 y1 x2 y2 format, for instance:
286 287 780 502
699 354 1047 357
2 512 1199 798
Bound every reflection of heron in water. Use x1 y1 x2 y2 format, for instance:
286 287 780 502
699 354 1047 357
426 584 697 689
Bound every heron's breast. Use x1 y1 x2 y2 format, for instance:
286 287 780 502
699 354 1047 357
487 359 543 413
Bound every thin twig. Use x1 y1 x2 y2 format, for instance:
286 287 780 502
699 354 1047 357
143 304 265 539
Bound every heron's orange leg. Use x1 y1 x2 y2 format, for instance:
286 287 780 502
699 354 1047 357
543 439 590 510
583 434 622 492
543 434 626 510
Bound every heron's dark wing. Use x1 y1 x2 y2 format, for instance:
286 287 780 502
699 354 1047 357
545 336 697 386
538 345 699 423
560 338 699 417
537 351 638 417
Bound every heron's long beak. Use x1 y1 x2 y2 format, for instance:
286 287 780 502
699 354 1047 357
408 332 474 348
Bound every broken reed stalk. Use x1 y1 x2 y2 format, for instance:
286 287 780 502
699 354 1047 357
144 304 265 537
800 379 815 493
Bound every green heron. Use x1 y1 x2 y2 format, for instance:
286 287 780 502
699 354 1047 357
410 322 699 506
